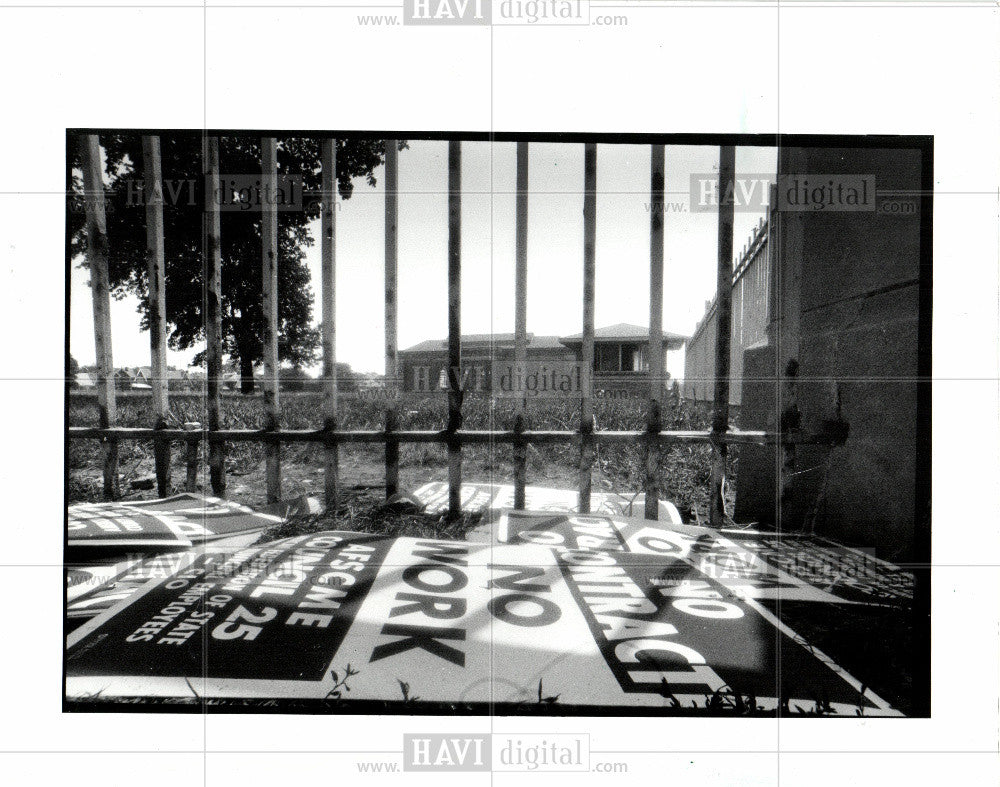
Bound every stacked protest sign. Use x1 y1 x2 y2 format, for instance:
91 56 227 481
411 481 683 524
497 511 914 607
67 562 136 604
65 524 902 715
68 494 284 554
67 494 287 630
67 552 216 632
729 533 914 606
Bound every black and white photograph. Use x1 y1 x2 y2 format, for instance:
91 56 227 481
63 131 930 721
1 1 998 785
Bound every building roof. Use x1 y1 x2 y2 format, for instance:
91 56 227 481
401 325 688 353
116 366 152 379
401 333 565 353
559 323 688 347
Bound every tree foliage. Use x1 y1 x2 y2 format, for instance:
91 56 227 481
69 134 406 392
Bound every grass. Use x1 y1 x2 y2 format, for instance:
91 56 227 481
65 390 918 717
67 390 737 521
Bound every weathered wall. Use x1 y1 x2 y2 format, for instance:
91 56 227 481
737 146 927 561
733 342 777 523
684 218 771 406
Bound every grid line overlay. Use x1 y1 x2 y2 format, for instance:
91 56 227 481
14 0 997 784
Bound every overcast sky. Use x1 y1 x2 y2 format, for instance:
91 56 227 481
70 140 775 380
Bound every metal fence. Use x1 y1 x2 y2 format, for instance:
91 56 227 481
67 134 835 528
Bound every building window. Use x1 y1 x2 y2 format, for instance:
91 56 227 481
591 343 658 373
594 344 620 372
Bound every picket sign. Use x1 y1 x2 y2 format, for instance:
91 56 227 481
67 493 284 552
66 522 902 715
413 481 683 524
67 552 195 630
66 493 290 627
495 511 914 607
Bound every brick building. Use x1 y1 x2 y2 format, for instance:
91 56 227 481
398 323 686 395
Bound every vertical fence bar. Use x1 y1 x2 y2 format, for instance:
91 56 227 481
579 143 597 514
644 143 665 520
204 136 226 497
447 140 463 521
261 137 282 503
710 145 736 527
80 134 119 500
384 139 400 498
513 141 529 510
321 138 339 511
142 135 171 498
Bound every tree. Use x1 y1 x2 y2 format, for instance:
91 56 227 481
69 134 406 393
278 366 313 394
335 362 359 394
279 363 358 394
67 354 79 387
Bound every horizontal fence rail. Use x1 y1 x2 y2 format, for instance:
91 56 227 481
67 427 842 447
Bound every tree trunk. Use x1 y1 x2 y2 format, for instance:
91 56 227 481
240 354 255 394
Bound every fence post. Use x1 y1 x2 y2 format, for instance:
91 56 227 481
80 134 119 500
261 136 282 503
710 145 736 527
142 135 171 498
513 140 529 510
321 138 339 512
579 143 597 514
384 139 400 498
204 136 226 497
447 140 463 522
645 143 665 520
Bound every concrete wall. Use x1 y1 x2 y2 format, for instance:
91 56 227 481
737 145 927 561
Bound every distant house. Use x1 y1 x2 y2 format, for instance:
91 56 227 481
130 366 152 389
101 367 198 392
167 369 193 392
114 368 134 390
399 333 572 394
398 324 687 396
113 367 151 390
74 372 96 388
